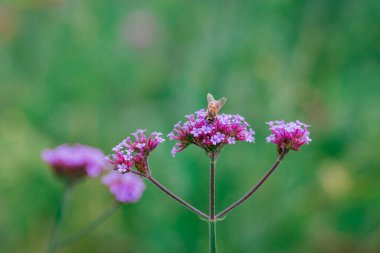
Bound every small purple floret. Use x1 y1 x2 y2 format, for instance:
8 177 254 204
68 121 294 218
210 132 225 145
102 171 145 203
168 109 255 156
266 120 311 153
106 130 165 174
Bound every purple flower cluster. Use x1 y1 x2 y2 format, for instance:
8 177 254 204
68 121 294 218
106 130 165 174
42 144 105 180
102 171 145 203
168 109 255 157
266 120 311 153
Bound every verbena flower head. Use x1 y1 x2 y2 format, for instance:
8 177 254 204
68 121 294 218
168 109 255 157
41 144 105 180
102 171 145 203
266 120 311 154
106 130 165 174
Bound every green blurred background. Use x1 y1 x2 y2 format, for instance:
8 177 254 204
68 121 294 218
1 0 380 252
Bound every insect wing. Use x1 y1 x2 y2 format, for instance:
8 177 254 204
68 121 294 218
216 97 227 110
207 93 215 103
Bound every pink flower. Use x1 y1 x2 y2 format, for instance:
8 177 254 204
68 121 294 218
106 130 165 174
41 144 105 180
266 120 311 153
168 109 255 157
102 171 145 203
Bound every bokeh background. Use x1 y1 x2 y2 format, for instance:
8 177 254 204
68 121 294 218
1 0 380 252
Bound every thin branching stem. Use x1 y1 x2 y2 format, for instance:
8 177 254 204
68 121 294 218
45 181 74 253
216 151 288 219
147 175 209 220
130 170 146 177
209 152 217 253
53 202 120 249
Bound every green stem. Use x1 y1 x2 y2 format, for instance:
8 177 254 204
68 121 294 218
53 202 120 248
209 221 216 253
45 182 73 253
210 157 216 221
209 153 217 253
148 175 209 220
216 151 288 219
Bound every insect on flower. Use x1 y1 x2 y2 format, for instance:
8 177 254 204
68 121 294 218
205 93 227 123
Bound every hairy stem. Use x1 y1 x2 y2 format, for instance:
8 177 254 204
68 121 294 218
216 151 287 219
210 155 216 221
209 153 217 253
130 170 146 177
45 182 73 253
53 202 120 249
147 175 209 220
209 221 216 253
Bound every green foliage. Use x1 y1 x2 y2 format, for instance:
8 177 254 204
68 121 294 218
1 0 379 252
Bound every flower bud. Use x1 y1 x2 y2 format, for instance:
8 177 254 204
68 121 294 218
41 144 105 181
